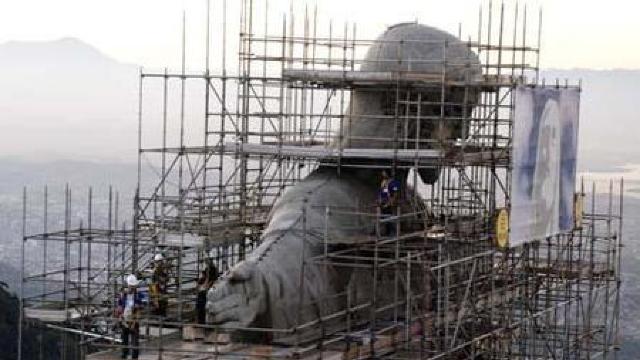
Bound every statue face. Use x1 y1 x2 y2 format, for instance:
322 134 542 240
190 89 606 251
341 23 480 153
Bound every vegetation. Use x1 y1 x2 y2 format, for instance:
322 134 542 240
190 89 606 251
0 282 78 360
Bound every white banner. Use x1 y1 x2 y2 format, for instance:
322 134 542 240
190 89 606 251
510 86 580 246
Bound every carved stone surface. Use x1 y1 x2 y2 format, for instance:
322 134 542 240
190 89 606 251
206 23 480 343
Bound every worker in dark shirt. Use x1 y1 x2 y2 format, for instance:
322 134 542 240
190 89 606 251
205 252 219 284
378 170 401 236
196 251 219 324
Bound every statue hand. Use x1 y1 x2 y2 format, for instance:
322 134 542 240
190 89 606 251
206 259 266 328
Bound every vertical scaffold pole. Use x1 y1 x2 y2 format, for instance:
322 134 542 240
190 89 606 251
18 187 26 360
178 9 187 321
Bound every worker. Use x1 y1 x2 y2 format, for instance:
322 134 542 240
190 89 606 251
378 170 401 236
205 250 220 284
150 253 170 317
116 274 143 359
196 250 219 324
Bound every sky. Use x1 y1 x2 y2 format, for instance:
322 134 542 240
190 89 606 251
1 0 639 71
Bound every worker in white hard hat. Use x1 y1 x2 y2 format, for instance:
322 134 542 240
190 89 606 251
196 250 219 324
115 274 142 359
150 253 170 317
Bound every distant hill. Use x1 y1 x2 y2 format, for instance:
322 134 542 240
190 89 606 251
0 37 207 163
0 37 120 69
0 38 139 162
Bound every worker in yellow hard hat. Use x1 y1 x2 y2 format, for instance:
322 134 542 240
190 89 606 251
150 253 170 317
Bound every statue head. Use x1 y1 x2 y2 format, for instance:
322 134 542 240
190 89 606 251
340 22 481 184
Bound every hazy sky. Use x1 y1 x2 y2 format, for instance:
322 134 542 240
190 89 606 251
1 0 639 70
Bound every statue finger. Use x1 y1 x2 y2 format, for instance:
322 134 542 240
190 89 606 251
208 292 245 315
209 305 242 324
207 280 232 302
228 260 256 282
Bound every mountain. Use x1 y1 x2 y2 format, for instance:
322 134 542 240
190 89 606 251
0 38 140 162
0 37 120 69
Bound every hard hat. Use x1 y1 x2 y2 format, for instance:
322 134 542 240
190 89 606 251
126 274 139 287
154 253 164 262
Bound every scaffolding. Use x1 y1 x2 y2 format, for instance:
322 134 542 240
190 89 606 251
19 1 622 359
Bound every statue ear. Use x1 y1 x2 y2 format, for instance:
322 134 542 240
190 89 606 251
418 168 441 185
